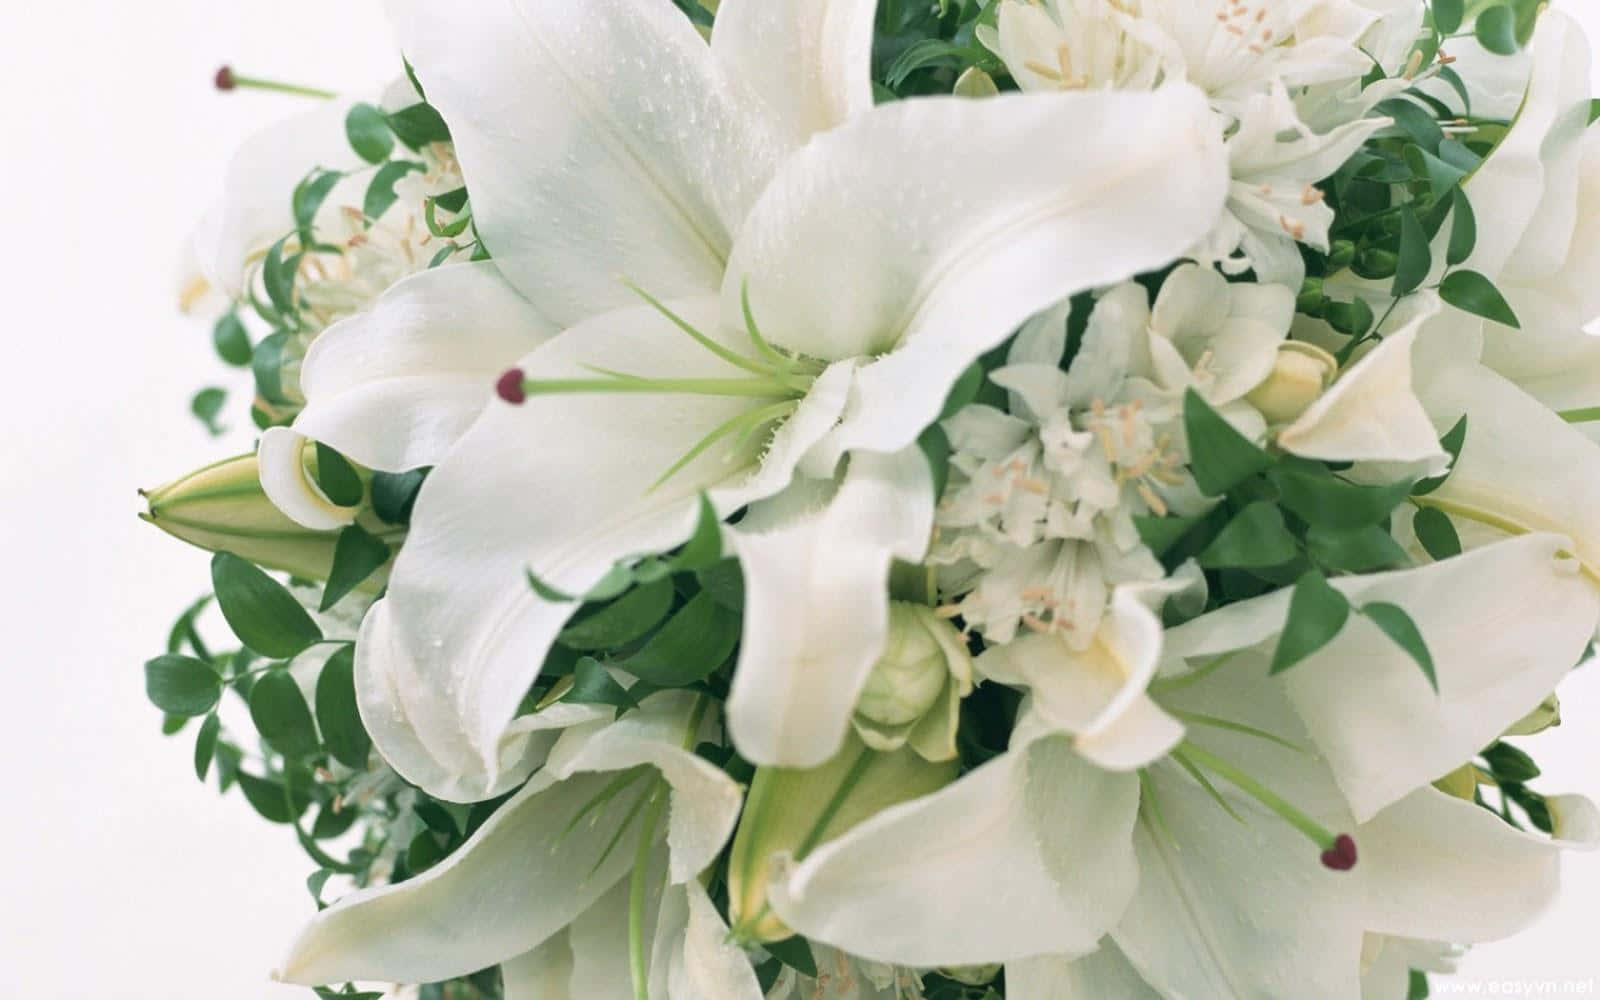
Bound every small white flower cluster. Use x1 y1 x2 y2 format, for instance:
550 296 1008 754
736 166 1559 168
934 265 1294 646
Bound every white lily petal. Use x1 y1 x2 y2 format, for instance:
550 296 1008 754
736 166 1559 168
190 98 359 299
359 299 847 799
569 871 655 998
386 0 785 325
293 261 558 472
1119 656 1366 1000
1461 12 1593 282
711 0 875 139
1008 941 1162 1000
1277 293 1449 475
727 447 935 767
722 84 1227 459
1361 937 1463 1000
501 935 574 1000
1360 788 1584 943
1418 361 1600 582
545 692 744 884
978 588 1183 770
667 882 765 1000
770 735 1140 966
1166 535 1600 822
276 768 638 985
257 427 357 531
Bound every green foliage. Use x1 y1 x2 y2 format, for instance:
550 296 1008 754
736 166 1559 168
558 579 676 650
1361 602 1437 690
1440 269 1520 327
211 553 323 658
212 313 252 366
345 103 396 163
764 935 818 978
314 443 365 507
620 592 741 686
1413 506 1463 560
1474 5 1520 55
145 654 222 717
1182 390 1276 497
387 102 452 149
364 160 425 223
190 387 227 436
1270 571 1351 675
249 669 322 758
1198 503 1299 570
321 525 392 612
371 468 429 524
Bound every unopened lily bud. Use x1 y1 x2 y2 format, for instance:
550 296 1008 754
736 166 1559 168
953 67 1000 98
1433 763 1489 801
141 452 390 591
853 602 974 762
1504 694 1561 736
1548 794 1600 844
1247 340 1338 425
727 733 958 943
1328 240 1357 270
1296 276 1325 314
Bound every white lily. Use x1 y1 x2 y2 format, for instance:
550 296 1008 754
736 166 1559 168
316 0 1228 799
762 533 1599 989
276 692 760 1000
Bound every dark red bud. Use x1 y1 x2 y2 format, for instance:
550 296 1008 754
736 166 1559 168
1319 834 1358 871
496 368 528 405
214 66 236 90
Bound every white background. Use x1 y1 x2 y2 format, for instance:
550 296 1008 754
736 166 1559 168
0 2 1596 997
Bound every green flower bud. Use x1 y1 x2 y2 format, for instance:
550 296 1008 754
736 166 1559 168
1328 239 1357 270
141 453 390 591
852 603 974 762
953 67 1000 98
1354 248 1399 280
1248 340 1338 425
1504 693 1561 736
726 733 959 943
1296 276 1325 314
1432 763 1489 801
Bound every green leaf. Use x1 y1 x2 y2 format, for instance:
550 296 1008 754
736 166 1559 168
344 103 395 163
370 468 428 524
1361 602 1437 691
320 525 391 612
144 654 222 717
193 712 220 781
249 670 321 758
191 387 227 436
670 495 724 572
1474 4 1520 55
1412 416 1468 496
562 657 639 712
262 238 300 318
1198 503 1300 569
363 160 424 222
251 330 293 405
387 103 451 148
1323 297 1376 338
1134 513 1205 558
938 362 986 420
1182 390 1275 497
212 312 253 366
1483 741 1540 782
1270 570 1351 675
764 936 818 978
1439 269 1519 328
558 579 675 651
211 552 323 658
311 801 359 840
316 645 370 769
1446 190 1478 267
236 771 304 824
1409 969 1431 999
1413 506 1463 560
621 592 741 686
697 559 745 613
1393 206 1433 297
1591 99 1600 126
293 168 345 234
1376 98 1443 153
1271 466 1414 531
1306 524 1411 573
1433 0 1464 34
314 442 365 507
918 423 952 500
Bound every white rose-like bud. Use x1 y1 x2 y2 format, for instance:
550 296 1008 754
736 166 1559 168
1247 340 1338 425
1549 794 1600 845
852 603 975 761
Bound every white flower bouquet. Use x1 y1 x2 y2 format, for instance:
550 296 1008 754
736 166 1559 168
144 0 1600 996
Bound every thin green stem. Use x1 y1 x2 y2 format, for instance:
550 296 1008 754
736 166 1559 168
649 400 797 492
794 746 876 860
526 374 795 399
628 784 668 1000
625 281 780 381
225 73 336 99
1175 743 1338 850
1168 709 1308 754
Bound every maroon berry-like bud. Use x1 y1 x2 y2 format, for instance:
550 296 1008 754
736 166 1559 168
214 65 236 90
496 368 528 405
1319 834 1358 871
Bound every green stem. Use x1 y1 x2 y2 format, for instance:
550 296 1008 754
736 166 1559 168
628 783 668 1000
1175 743 1338 850
225 73 336 99
794 745 875 860
523 375 794 399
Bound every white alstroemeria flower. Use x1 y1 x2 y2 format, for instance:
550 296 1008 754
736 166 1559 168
981 0 1168 94
276 692 761 1000
1199 82 1389 285
762 533 1599 987
932 265 1291 648
305 0 1228 799
1296 0 1425 133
